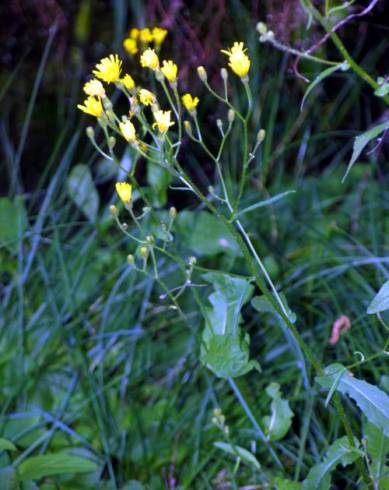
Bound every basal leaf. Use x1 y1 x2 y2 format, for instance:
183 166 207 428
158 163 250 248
0 438 16 452
367 280 389 314
16 453 98 481
316 363 389 437
342 120 389 183
67 164 99 222
214 441 260 469
262 383 294 441
303 436 361 490
364 420 389 484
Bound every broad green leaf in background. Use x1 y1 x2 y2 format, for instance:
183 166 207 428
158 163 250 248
0 438 16 452
301 62 349 111
364 420 389 488
200 272 260 378
16 453 98 481
147 160 172 207
316 363 389 437
273 478 302 490
342 120 389 182
302 436 361 490
175 211 239 256
262 382 294 441
0 197 27 250
367 280 389 314
67 164 99 222
214 441 260 469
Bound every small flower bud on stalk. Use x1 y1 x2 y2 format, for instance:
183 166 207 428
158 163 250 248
122 222 128 231
140 246 148 258
169 207 177 220
197 66 207 82
109 204 118 216
216 119 223 131
188 256 197 266
127 254 135 265
220 68 228 81
184 120 193 137
146 235 154 244
102 98 113 111
228 109 235 123
108 136 116 149
256 22 268 35
86 126 95 139
257 129 266 143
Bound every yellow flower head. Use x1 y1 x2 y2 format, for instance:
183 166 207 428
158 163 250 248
153 110 174 134
77 96 104 118
139 27 153 43
119 120 136 143
115 182 132 205
120 74 135 90
130 27 140 39
93 54 122 83
152 27 168 45
139 89 155 106
161 60 178 83
221 42 250 78
123 37 138 55
140 48 159 70
83 79 105 98
182 93 199 112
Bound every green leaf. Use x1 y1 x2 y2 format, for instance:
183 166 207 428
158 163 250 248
67 164 99 222
342 120 389 182
200 272 259 378
147 160 171 207
303 436 361 490
367 280 389 314
316 363 389 437
251 294 296 324
0 438 16 452
16 453 98 482
214 441 260 469
262 383 294 441
176 211 239 256
301 62 348 111
364 420 389 483
0 197 27 250
273 478 302 490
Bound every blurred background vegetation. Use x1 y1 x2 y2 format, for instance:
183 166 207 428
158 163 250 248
0 1 388 489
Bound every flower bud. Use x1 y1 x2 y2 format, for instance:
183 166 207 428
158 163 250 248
184 120 193 137
86 126 94 139
188 256 197 266
227 109 235 123
220 68 228 81
103 98 113 111
146 235 154 244
169 206 177 220
197 66 207 82
256 22 267 35
257 129 266 143
216 119 223 130
108 136 116 149
127 254 135 265
140 246 148 258
109 204 118 216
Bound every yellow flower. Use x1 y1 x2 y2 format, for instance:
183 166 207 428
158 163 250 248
120 74 135 90
182 93 199 112
123 38 138 55
83 79 105 98
115 182 132 205
77 96 104 117
221 42 250 78
139 89 155 106
130 27 140 39
152 27 168 45
153 110 174 134
119 119 136 143
161 60 178 83
93 54 122 83
139 27 153 43
140 48 159 70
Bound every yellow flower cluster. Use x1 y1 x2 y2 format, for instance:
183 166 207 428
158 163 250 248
123 26 168 56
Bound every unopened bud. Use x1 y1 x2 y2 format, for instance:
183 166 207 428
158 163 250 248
127 254 135 265
108 136 116 149
256 22 267 35
103 98 113 111
189 256 197 266
169 207 177 220
109 204 118 216
155 70 164 83
216 119 223 130
220 68 228 81
257 129 266 143
146 235 154 244
140 246 148 258
86 126 94 139
122 222 128 231
197 66 207 82
184 120 193 136
228 109 235 123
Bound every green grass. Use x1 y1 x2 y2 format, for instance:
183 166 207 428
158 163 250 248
1 2 388 489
